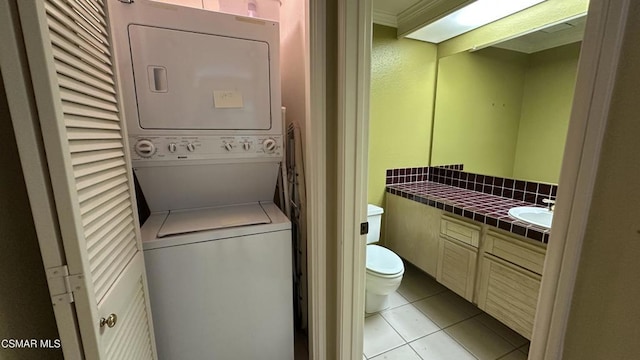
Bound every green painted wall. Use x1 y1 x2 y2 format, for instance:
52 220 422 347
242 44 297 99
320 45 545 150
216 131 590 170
368 24 437 206
513 43 581 183
431 47 528 178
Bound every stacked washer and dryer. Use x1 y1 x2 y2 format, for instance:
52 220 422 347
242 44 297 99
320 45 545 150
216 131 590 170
109 1 292 359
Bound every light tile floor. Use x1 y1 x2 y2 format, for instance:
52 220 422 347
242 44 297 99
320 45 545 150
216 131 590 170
364 263 530 360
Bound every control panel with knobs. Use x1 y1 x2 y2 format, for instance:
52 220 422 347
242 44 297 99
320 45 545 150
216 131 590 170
263 138 277 153
129 135 282 161
134 139 156 158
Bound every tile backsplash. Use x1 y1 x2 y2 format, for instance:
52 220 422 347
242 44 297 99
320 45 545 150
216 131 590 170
435 164 464 171
385 165 557 206
385 167 430 185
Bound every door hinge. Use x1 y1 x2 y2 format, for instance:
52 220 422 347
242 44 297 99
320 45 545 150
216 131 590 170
46 265 84 305
360 222 369 235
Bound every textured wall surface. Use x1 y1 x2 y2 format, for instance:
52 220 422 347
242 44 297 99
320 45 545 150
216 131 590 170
513 43 580 183
368 24 437 207
431 47 528 178
432 44 579 183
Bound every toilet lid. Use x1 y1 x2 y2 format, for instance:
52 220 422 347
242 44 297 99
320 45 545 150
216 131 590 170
366 245 404 275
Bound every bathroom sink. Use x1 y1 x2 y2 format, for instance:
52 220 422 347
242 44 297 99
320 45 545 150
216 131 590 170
508 206 553 229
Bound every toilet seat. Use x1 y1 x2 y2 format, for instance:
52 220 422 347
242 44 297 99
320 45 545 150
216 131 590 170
366 245 404 276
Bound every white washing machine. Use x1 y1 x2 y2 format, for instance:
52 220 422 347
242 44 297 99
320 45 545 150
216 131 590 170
141 202 292 360
107 1 292 359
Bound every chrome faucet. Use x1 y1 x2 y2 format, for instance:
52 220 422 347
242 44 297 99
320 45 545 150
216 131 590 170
542 198 556 211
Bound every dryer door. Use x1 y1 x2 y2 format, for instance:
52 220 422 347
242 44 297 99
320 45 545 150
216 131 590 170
128 25 272 130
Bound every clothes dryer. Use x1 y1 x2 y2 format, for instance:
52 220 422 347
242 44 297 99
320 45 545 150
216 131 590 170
107 2 292 359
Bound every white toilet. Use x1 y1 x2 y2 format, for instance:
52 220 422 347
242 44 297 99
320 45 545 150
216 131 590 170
365 204 405 313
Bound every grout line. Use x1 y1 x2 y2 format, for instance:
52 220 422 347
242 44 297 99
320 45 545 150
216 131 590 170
472 313 529 349
408 303 446 330
378 266 528 360
441 311 481 330
408 291 479 331
406 341 426 360
364 313 404 359
385 293 410 311
408 329 480 360
406 285 449 303
406 330 440 345
379 313 411 344
369 344 408 359
442 316 520 360
368 342 414 360
398 289 444 304
437 327 481 360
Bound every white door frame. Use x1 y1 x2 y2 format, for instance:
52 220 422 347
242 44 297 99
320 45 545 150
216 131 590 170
335 0 372 359
307 0 630 358
307 0 328 358
307 0 372 358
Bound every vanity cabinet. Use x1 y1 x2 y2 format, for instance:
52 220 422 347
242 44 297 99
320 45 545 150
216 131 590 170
477 231 546 340
385 194 549 339
385 194 440 277
436 216 480 302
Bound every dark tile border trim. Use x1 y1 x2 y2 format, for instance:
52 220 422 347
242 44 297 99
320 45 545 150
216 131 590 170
385 166 557 207
386 184 550 244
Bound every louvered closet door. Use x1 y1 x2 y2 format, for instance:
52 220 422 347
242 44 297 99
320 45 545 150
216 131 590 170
17 1 157 358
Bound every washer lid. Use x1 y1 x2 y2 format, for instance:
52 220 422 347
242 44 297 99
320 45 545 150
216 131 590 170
366 245 404 275
157 203 270 237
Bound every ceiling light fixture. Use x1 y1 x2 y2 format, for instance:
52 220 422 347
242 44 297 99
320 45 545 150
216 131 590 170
406 0 546 43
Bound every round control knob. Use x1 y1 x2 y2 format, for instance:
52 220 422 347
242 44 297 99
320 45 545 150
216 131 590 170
224 143 233 151
186 143 196 152
134 139 156 158
263 138 277 153
168 143 177 153
243 142 251 151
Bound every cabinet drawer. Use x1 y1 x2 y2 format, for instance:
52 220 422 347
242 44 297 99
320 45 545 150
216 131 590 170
485 231 546 275
440 216 480 248
477 253 541 340
437 237 477 302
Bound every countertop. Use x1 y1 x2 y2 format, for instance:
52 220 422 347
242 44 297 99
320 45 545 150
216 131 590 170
386 181 550 243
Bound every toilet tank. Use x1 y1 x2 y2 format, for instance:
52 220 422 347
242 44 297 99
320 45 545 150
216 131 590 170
367 204 384 244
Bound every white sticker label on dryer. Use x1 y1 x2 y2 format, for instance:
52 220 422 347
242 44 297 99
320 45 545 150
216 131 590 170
213 90 244 109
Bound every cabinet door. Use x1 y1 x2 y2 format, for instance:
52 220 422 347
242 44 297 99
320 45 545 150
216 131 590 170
13 1 157 358
436 237 477 302
477 253 541 340
385 194 440 276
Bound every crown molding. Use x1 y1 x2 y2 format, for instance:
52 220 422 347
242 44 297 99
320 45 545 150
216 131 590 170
372 9 397 28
